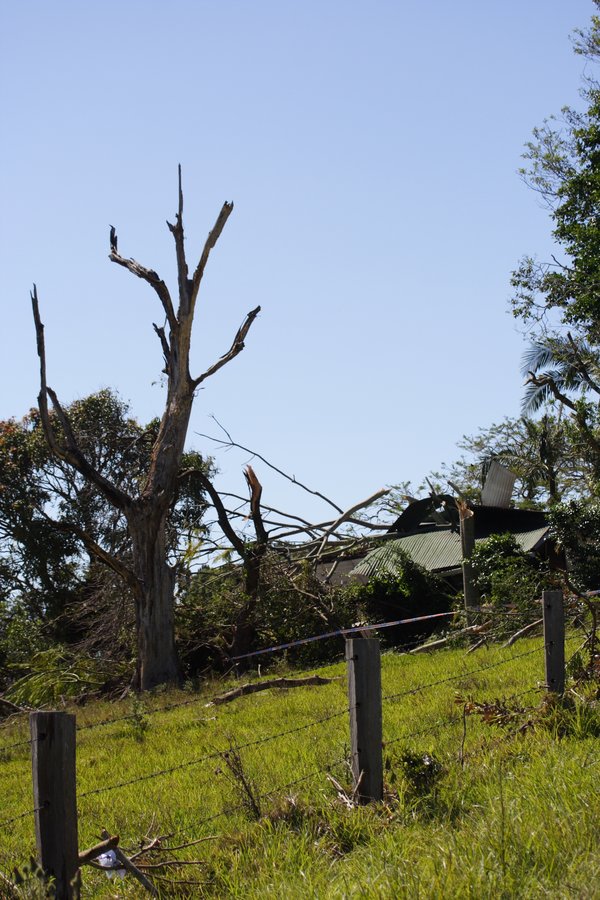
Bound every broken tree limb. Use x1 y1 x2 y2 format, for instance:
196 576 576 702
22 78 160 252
109 246 177 332
208 675 334 705
410 624 488 654
191 200 235 301
79 835 120 867
193 305 261 388
31 287 132 514
100 830 158 897
244 464 268 544
311 488 391 559
503 618 543 647
197 418 345 514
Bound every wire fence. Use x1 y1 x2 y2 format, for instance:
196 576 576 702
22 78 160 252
0 634 550 829
0 594 590 895
0 605 540 757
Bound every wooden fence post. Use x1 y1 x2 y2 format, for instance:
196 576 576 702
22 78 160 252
542 589 565 695
346 637 383 803
30 712 80 899
459 502 480 621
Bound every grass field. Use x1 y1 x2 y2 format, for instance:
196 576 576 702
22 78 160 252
0 635 598 898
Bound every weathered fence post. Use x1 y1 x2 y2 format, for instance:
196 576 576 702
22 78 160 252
459 501 480 621
346 637 383 803
542 589 565 695
30 712 80 899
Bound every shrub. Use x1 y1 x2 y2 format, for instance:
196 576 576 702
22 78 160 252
469 533 554 637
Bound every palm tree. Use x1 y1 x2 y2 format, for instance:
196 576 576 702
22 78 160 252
520 332 600 414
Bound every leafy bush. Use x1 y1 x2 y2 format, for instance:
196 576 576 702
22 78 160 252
177 553 362 673
469 533 554 636
343 545 453 647
5 647 128 707
549 499 600 591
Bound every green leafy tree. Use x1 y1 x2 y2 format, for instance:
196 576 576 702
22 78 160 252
0 390 212 679
383 413 595 512
511 5 600 469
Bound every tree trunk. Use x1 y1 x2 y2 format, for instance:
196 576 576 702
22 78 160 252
229 546 265 669
459 502 479 621
129 514 180 690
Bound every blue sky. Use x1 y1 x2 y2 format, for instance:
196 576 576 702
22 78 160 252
0 1 594 526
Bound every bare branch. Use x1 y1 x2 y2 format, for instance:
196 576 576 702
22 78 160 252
197 419 345 514
31 288 131 512
311 488 391 558
45 516 140 595
503 618 543 647
193 306 261 387
166 164 191 316
525 371 577 410
79 835 120 867
152 322 171 374
208 675 334 705
186 471 246 558
191 201 234 304
100 830 158 897
244 464 268 544
109 238 177 333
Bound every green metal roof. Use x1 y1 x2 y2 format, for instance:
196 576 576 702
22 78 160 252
351 526 550 578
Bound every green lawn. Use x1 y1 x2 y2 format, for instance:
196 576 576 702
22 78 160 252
0 636 598 898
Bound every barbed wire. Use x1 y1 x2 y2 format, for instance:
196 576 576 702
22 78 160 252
384 713 460 748
0 610 558 754
0 804 46 832
78 706 349 799
0 736 34 755
384 685 544 752
229 611 460 661
382 643 546 704
178 756 348 842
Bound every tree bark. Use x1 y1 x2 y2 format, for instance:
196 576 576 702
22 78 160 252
129 513 180 689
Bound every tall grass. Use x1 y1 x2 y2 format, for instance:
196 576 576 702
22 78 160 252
0 636 597 898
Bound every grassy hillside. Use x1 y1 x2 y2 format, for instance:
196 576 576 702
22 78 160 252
0 636 598 898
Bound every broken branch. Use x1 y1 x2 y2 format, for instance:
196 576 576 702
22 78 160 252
79 834 120 867
100 829 158 896
193 306 261 388
109 241 178 333
208 675 334 705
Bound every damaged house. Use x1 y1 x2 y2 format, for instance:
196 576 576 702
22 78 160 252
315 461 561 592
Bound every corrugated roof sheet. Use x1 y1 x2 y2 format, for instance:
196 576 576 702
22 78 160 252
481 460 517 508
351 526 550 577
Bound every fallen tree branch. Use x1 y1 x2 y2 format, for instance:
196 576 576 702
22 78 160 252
208 675 334 705
79 835 120 867
466 636 488 654
311 488 391 559
410 623 488 654
198 418 345 513
100 829 158 896
503 618 543 647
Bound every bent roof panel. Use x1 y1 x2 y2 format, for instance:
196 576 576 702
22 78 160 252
351 526 550 577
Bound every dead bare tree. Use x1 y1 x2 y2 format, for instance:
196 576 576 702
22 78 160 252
31 169 260 690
